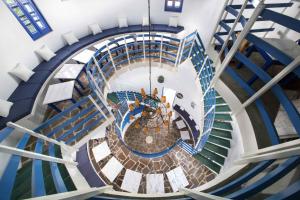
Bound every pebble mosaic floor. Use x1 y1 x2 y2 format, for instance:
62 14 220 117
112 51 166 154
88 125 216 193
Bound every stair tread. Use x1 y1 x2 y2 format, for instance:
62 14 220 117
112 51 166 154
211 129 232 139
194 154 221 174
213 121 233 130
215 105 231 112
208 135 231 148
214 113 232 121
201 148 225 165
205 142 228 157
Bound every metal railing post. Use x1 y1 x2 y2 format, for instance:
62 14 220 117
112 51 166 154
218 0 249 58
210 1 266 88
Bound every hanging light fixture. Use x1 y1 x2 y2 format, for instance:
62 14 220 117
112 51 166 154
127 0 172 134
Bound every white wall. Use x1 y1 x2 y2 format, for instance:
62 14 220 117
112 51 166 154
108 60 204 131
0 0 223 99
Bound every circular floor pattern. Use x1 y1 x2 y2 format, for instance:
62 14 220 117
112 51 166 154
124 118 181 154
145 136 153 144
88 123 216 193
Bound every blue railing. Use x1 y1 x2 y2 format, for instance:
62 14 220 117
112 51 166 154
190 32 216 151
85 31 217 154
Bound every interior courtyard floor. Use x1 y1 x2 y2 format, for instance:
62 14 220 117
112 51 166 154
88 125 215 193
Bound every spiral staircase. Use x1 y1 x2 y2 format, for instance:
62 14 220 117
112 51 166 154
0 0 300 199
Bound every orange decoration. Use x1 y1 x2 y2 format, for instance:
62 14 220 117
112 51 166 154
135 98 140 107
164 120 169 126
161 96 166 103
156 107 162 115
166 102 170 109
130 115 135 121
129 104 134 111
135 123 140 129
141 88 146 97
142 110 148 117
168 111 173 118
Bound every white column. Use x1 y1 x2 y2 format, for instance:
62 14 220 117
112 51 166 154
218 0 249 58
188 31 197 58
174 38 182 67
236 146 300 165
26 186 113 200
210 1 266 88
0 144 77 166
180 188 229 200
177 38 186 66
143 34 146 59
88 95 108 121
106 44 117 72
234 56 300 115
123 36 131 66
242 139 300 158
88 78 114 119
196 56 209 81
208 0 232 46
6 122 76 152
92 56 110 89
159 35 163 64
87 71 105 98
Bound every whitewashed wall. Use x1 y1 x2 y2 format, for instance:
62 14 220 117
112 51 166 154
0 0 223 99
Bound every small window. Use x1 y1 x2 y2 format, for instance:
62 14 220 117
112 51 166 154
165 0 183 13
3 0 51 40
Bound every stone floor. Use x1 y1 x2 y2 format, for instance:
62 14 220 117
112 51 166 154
124 117 180 154
88 125 215 193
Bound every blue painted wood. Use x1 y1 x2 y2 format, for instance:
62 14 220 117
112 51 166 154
225 6 247 26
3 0 52 40
0 127 14 143
48 143 67 193
260 9 300 33
235 52 300 135
76 144 106 187
0 134 30 200
266 179 300 200
217 28 275 36
222 17 265 23
65 116 105 144
227 156 300 199
35 97 89 131
225 66 279 145
32 139 46 197
57 111 100 141
243 45 272 83
230 3 293 9
237 45 256 69
219 21 237 42
245 34 300 77
210 160 274 195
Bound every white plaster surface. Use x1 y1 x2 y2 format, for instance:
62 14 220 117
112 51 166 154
72 49 95 64
166 166 189 192
54 64 84 79
121 169 142 193
108 60 204 133
146 174 165 194
101 157 123 182
43 81 75 104
92 141 111 162
180 130 190 140
176 120 186 129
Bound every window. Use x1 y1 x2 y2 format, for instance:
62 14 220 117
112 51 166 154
165 0 183 13
3 0 51 40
